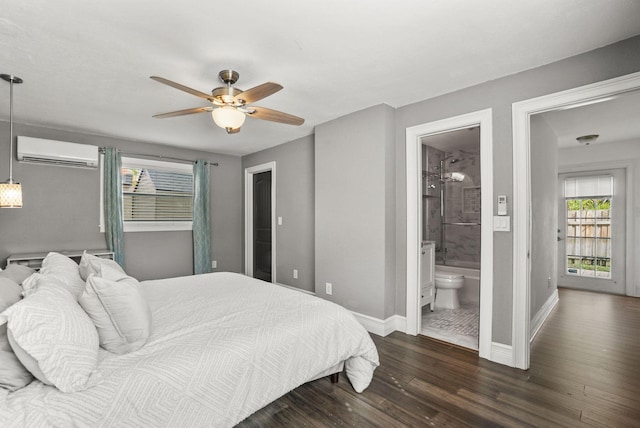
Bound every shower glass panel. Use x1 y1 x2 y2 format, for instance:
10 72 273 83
422 129 481 269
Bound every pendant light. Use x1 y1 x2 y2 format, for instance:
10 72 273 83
0 74 23 208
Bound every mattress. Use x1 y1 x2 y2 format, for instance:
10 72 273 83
0 272 379 427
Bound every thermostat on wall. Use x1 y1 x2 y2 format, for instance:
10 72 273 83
497 195 508 216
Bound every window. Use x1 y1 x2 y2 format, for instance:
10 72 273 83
100 156 194 232
564 175 612 279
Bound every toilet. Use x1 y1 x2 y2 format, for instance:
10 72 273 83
434 272 464 309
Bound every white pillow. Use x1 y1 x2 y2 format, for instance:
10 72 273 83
0 264 36 285
0 278 34 391
0 280 101 393
79 273 151 354
79 251 126 281
39 252 85 299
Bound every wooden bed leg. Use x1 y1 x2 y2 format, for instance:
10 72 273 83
330 373 339 384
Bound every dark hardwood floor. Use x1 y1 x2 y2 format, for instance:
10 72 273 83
238 288 640 427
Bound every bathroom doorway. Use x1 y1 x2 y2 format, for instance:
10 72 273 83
405 108 494 361
420 127 481 350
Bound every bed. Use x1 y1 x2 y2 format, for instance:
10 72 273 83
0 254 379 427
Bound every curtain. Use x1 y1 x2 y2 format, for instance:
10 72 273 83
193 160 211 274
104 147 125 267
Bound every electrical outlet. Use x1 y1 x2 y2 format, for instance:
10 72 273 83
211 260 217 269
325 282 332 295
293 269 298 279
548 276 551 288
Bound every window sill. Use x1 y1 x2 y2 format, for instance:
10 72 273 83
99 221 193 233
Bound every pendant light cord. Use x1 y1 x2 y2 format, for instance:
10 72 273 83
9 78 14 182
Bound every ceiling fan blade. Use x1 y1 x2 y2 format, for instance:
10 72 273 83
150 76 213 101
235 82 282 104
153 106 213 118
246 106 304 126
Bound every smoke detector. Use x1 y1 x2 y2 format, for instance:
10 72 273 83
576 134 599 145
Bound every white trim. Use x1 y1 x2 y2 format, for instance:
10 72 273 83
351 311 406 337
275 282 316 295
405 109 494 362
244 162 277 283
490 342 514 367
512 71 640 370
121 156 193 172
530 289 559 342
123 221 192 232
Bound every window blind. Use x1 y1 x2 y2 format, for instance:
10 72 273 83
121 157 193 223
564 175 612 198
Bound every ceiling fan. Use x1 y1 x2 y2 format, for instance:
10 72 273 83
150 70 304 134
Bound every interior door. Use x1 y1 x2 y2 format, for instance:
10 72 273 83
558 169 626 294
253 171 272 282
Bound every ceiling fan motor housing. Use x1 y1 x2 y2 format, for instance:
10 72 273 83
212 86 244 105
218 70 239 85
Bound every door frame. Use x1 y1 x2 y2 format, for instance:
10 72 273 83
405 108 494 361
512 71 640 370
559 163 634 297
244 161 277 282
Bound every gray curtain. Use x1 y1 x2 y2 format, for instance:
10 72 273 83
193 160 211 274
104 147 125 267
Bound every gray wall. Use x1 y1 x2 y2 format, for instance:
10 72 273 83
315 104 396 319
241 135 315 292
0 123 243 280
395 35 640 344
529 115 558 316
4 36 639 347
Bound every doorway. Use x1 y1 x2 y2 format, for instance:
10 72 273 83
253 171 273 282
245 162 276 282
405 108 494 361
420 127 482 350
512 70 640 370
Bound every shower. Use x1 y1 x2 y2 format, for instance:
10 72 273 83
422 128 481 269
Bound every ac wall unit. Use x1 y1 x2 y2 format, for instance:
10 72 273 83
17 136 99 168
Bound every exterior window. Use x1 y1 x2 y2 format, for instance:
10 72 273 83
118 157 193 232
564 175 612 279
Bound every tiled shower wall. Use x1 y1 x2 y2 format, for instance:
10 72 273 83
423 144 481 269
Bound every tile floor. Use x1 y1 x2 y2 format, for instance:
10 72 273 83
420 303 479 350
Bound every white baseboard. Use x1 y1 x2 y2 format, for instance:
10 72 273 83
393 315 407 334
351 309 516 368
490 342 513 366
351 311 406 337
530 289 559 342
274 282 316 295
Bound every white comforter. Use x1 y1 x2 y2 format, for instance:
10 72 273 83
0 272 379 427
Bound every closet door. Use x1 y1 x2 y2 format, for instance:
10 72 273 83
253 171 272 282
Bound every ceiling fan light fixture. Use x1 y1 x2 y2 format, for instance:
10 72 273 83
211 106 246 130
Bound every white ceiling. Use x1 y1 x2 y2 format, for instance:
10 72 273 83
2 0 640 156
538 89 640 149
421 127 479 153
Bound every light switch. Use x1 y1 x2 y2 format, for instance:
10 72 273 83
493 216 510 232
277 216 282 226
